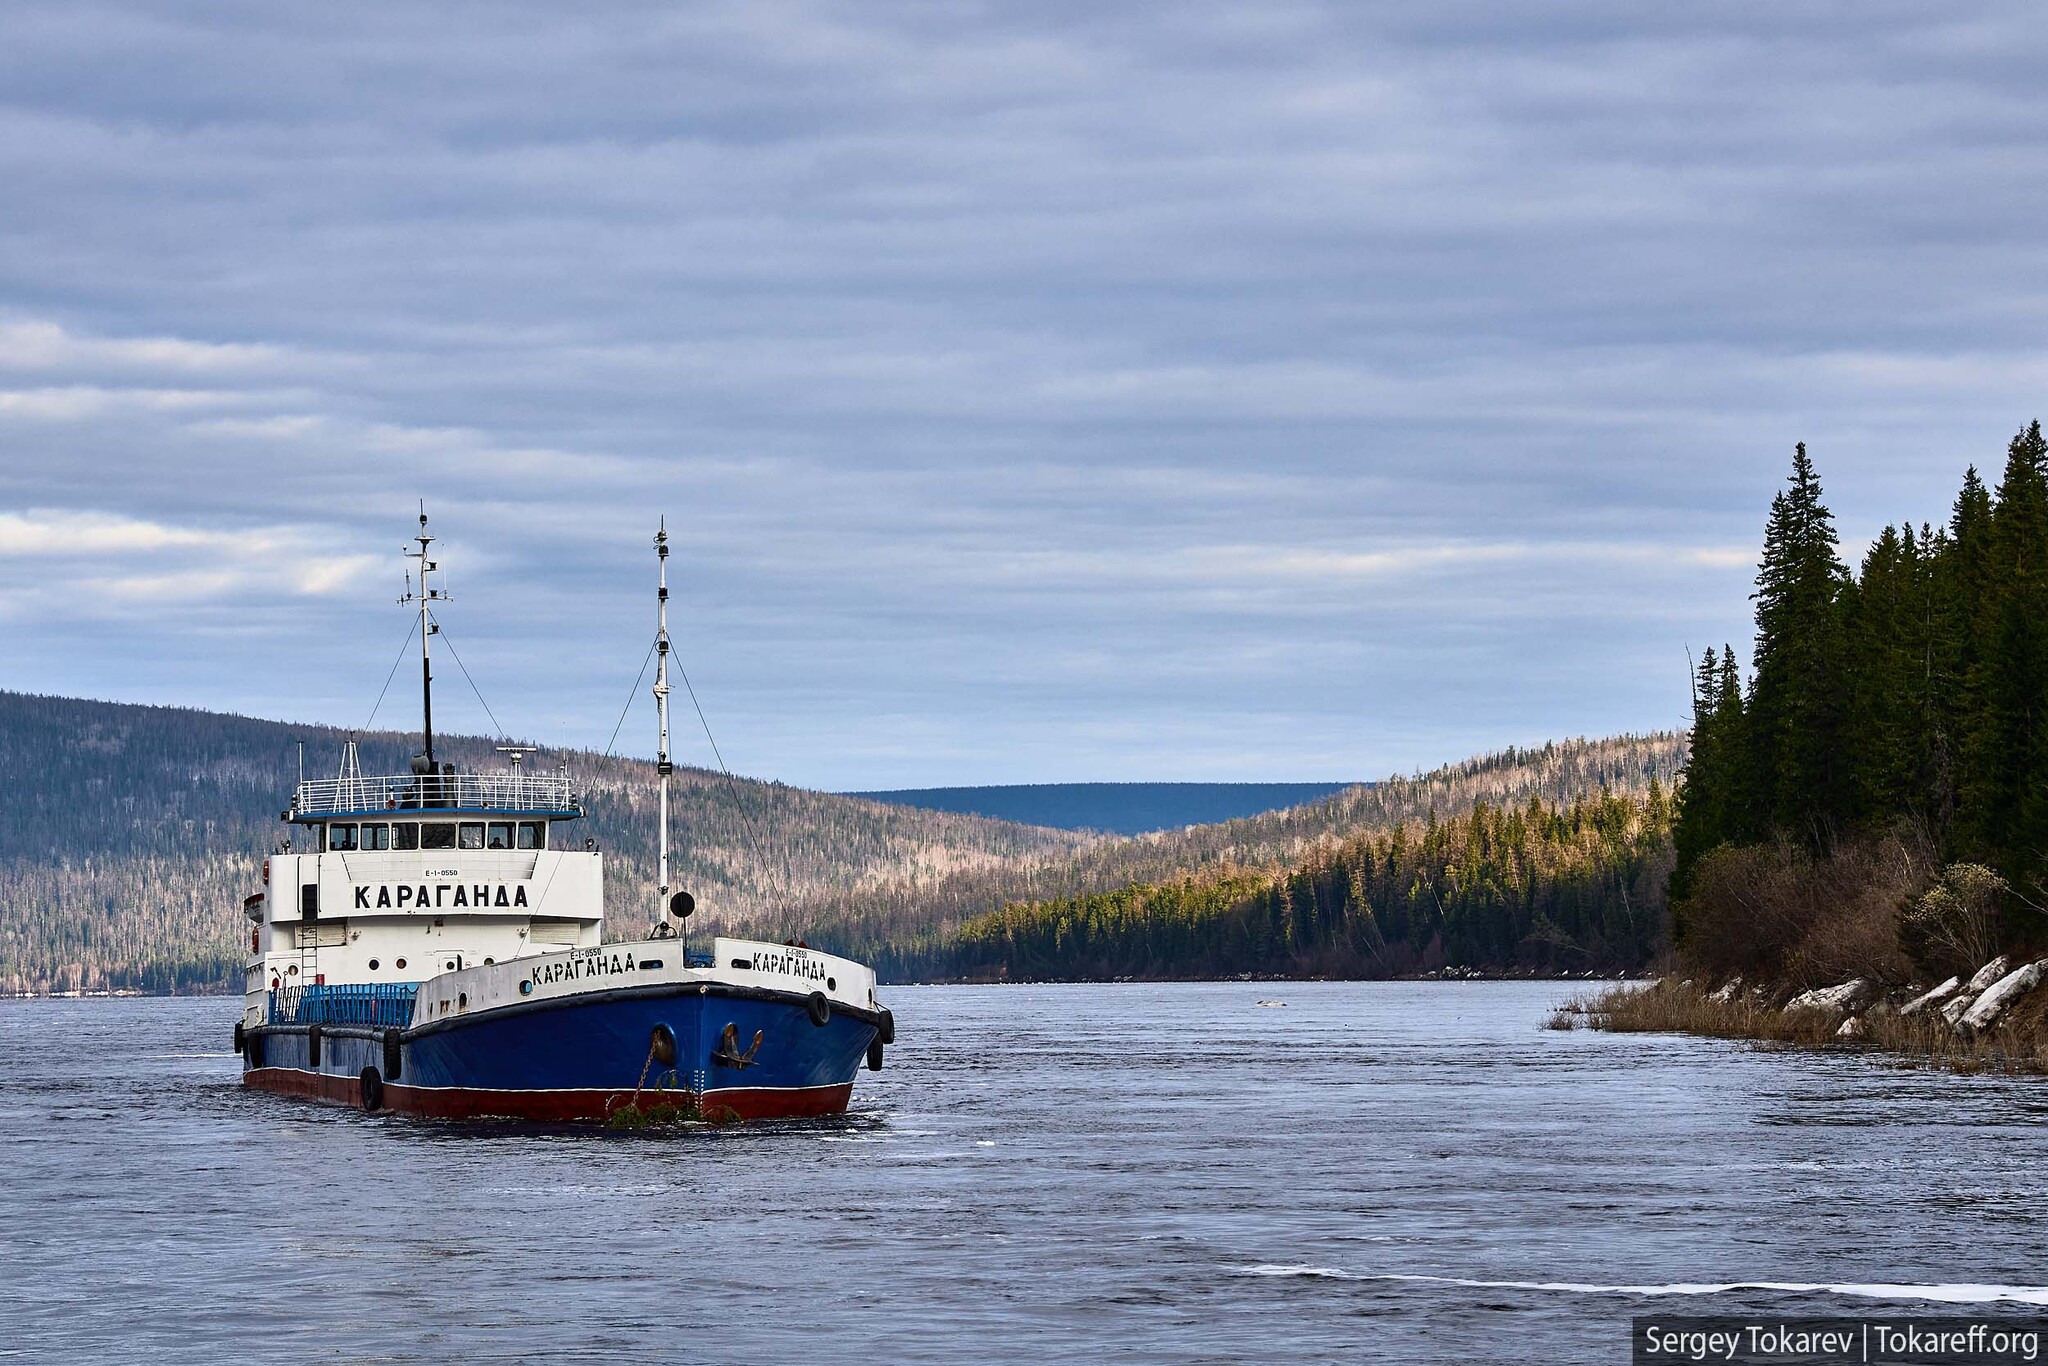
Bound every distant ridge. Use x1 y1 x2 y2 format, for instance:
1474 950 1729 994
786 733 1689 978
848 782 1364 835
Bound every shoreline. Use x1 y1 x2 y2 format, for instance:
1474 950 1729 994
1566 971 2048 1076
2 968 1641 1000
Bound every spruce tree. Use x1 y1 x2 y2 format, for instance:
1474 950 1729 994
1714 645 1750 836
1902 522 1953 829
1671 642 1752 906
1746 443 1850 843
1930 470 1993 841
1842 525 1918 822
1671 646 1724 904
1963 423 2048 877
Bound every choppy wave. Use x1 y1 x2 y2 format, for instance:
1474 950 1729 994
1240 1267 2048 1305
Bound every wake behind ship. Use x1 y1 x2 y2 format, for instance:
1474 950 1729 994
235 516 894 1121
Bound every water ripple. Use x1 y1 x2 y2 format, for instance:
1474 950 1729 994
4 983 2043 1364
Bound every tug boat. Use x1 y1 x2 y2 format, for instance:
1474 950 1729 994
236 516 894 1121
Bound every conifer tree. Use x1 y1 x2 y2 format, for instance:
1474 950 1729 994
1926 470 1993 837
1842 524 1920 822
1746 443 1850 842
1671 642 1752 903
1713 645 1749 837
1963 422 2048 875
1672 647 1725 904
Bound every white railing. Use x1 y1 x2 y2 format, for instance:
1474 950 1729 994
291 772 582 817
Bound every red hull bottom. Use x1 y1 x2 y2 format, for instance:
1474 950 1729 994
244 1066 854 1122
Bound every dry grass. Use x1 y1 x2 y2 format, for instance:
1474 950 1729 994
1578 977 2048 1076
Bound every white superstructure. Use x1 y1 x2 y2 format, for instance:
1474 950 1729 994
241 788 604 1028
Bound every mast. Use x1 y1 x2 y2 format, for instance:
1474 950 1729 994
653 520 673 920
401 508 445 769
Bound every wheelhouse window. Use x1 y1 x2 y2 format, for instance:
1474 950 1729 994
327 823 358 852
458 822 485 850
359 824 391 851
486 822 513 850
394 822 420 851
517 820 547 850
420 823 456 850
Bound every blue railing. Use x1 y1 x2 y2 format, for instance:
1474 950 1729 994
268 982 420 1027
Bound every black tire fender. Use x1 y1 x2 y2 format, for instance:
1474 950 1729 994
382 1027 403 1082
307 1024 323 1069
359 1066 384 1112
806 991 832 1027
233 1020 245 1054
876 1007 896 1046
866 1039 884 1071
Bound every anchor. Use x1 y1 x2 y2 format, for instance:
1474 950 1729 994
712 1023 764 1069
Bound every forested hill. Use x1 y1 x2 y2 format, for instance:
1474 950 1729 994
0 690 1089 994
847 783 1363 834
778 733 1687 978
914 788 1675 983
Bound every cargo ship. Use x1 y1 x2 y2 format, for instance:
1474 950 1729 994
235 515 893 1121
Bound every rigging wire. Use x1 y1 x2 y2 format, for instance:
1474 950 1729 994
677 659 795 917
603 637 658 758
361 614 421 733
604 624 786 919
429 613 507 740
677 665 734 779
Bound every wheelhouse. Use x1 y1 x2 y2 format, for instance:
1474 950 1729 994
311 817 554 852
285 765 584 855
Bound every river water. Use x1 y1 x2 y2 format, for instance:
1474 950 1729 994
3 982 2046 1363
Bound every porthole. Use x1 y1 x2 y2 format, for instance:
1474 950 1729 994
458 993 468 1009
828 976 837 991
395 957 407 970
519 980 534 996
445 960 455 971
287 965 299 976
368 958 380 971
484 957 495 966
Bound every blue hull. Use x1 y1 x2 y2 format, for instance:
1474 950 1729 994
244 983 885 1121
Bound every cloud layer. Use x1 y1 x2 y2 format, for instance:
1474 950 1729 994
1 1 2044 785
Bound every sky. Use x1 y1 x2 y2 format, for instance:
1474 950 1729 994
3 1 2046 788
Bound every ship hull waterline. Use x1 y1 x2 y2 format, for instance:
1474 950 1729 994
242 981 884 1123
